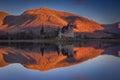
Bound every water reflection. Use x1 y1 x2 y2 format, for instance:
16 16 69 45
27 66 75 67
0 41 120 71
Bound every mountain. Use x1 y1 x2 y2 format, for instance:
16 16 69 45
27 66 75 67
0 8 120 39
75 22 120 38
0 12 9 30
102 22 120 34
1 8 103 32
0 12 9 25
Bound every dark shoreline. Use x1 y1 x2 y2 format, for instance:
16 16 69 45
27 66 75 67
0 39 119 43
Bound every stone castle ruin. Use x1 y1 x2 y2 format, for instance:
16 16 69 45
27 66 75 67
58 24 76 38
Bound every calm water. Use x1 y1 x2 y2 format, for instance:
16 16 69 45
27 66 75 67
0 41 120 80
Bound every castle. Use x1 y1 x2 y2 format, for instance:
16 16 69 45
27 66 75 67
58 24 76 38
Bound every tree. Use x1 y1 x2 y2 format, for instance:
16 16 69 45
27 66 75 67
40 27 45 35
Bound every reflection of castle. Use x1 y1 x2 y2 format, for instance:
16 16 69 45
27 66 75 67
61 45 74 58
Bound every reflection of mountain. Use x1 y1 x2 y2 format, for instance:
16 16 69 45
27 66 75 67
77 40 120 57
0 41 120 71
0 49 9 67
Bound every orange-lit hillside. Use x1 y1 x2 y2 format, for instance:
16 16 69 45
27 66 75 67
1 8 104 33
0 12 9 25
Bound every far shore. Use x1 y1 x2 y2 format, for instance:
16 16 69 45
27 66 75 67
0 39 120 43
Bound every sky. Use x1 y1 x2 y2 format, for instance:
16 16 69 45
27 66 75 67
0 0 120 24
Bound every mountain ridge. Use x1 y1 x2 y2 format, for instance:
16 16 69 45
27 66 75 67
0 8 120 38
0 11 9 26
0 8 104 33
